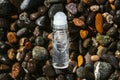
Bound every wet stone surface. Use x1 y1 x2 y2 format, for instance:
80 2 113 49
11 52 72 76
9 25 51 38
0 0 120 80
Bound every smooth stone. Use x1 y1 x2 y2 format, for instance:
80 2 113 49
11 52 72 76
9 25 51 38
36 16 50 28
42 64 56 77
27 59 37 73
35 36 44 46
16 28 27 37
94 61 113 80
91 55 100 62
32 46 48 61
76 67 85 79
101 54 119 69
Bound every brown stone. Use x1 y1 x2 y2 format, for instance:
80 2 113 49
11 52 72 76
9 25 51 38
73 18 85 27
95 13 103 33
10 62 21 79
7 32 17 43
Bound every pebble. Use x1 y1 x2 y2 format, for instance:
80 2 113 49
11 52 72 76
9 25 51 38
101 54 119 69
10 62 21 79
7 32 17 44
94 61 113 80
73 18 85 27
90 5 99 12
91 55 100 62
7 48 16 60
32 46 48 61
20 0 30 10
42 64 56 77
95 13 103 34
30 12 41 20
66 3 77 15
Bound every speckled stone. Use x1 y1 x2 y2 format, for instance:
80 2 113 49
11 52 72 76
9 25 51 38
94 61 113 80
32 46 48 61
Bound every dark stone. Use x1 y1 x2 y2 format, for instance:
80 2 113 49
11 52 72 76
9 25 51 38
96 0 107 5
87 12 96 26
48 3 64 19
94 61 113 80
56 75 66 80
76 67 85 78
35 36 44 46
27 59 37 73
108 41 117 51
106 26 118 38
103 22 112 32
42 64 56 77
36 16 50 29
101 54 119 69
0 0 13 17
77 2 86 13
45 0 66 3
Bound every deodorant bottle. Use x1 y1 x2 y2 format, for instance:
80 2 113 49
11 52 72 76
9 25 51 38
52 12 69 69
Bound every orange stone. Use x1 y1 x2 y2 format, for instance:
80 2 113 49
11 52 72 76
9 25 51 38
77 55 84 67
82 0 90 4
80 30 88 39
109 0 114 3
7 32 17 43
73 18 85 27
110 4 116 10
48 33 52 40
10 62 21 79
95 13 103 33
11 15 18 19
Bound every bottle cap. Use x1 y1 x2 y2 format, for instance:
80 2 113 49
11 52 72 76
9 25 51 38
53 12 67 25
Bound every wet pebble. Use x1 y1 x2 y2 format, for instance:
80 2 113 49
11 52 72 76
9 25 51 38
94 61 113 80
32 46 48 61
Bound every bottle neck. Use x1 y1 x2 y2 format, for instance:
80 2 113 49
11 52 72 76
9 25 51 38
53 24 68 30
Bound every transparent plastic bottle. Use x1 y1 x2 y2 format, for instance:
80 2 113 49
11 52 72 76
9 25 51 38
52 12 69 69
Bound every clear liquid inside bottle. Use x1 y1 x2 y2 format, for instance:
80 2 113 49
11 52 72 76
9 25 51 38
52 25 69 69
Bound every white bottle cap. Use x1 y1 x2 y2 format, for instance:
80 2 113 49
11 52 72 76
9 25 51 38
53 12 67 25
